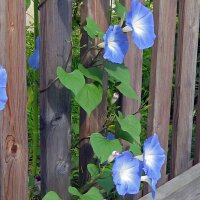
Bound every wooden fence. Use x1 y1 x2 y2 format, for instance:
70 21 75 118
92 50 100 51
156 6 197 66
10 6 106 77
0 0 199 200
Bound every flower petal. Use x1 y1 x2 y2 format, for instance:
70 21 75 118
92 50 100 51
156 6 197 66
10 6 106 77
0 66 7 88
103 25 129 64
143 134 166 181
0 66 8 111
112 151 143 195
126 0 156 49
141 176 157 200
28 49 40 70
0 89 8 111
28 36 40 70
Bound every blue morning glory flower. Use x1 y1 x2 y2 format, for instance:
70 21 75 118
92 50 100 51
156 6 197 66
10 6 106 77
28 36 40 70
112 151 143 195
143 134 165 181
141 176 157 200
106 132 115 140
103 25 129 64
0 66 8 111
125 0 156 49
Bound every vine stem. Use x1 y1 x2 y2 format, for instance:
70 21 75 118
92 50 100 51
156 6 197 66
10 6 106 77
31 0 39 177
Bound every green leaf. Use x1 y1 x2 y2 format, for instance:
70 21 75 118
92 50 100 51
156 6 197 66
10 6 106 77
115 123 134 144
103 61 131 84
81 187 103 200
57 67 85 96
114 1 128 18
78 64 103 84
130 143 142 156
90 133 122 163
116 82 139 100
26 0 31 10
68 186 82 197
87 164 99 177
75 83 103 116
97 169 114 193
42 191 62 200
116 112 141 144
83 18 104 39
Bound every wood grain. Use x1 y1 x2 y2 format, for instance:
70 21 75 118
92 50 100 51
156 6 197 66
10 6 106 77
0 1 27 199
40 0 72 199
170 0 199 178
194 0 200 165
147 0 177 185
79 0 109 185
139 163 200 200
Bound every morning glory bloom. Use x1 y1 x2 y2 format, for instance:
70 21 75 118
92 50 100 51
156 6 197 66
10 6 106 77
28 36 40 70
106 132 115 140
112 151 143 195
0 66 8 111
143 134 165 181
141 176 157 200
103 25 128 64
124 0 156 49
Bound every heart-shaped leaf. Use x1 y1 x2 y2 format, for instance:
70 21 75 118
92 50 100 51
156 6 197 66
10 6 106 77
57 67 85 96
116 82 139 100
81 187 103 200
90 133 122 163
103 61 131 84
83 18 104 39
114 1 128 18
42 191 62 200
97 169 114 193
68 186 82 198
87 164 99 177
78 64 103 84
130 143 142 156
75 83 103 116
116 112 141 144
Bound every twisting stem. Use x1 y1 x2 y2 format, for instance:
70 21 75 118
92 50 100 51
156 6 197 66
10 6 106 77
40 77 58 93
40 46 72 93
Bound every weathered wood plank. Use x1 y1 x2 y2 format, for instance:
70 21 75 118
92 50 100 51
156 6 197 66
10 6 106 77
194 1 200 165
120 0 143 116
40 0 72 199
170 0 199 178
0 1 28 199
139 163 200 200
147 0 177 185
79 0 109 185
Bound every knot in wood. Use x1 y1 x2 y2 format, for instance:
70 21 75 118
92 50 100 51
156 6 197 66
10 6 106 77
5 135 20 162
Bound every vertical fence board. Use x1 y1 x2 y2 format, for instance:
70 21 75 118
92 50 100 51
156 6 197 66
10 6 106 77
120 0 143 117
0 1 27 200
171 0 199 177
79 0 109 185
147 0 177 185
40 0 72 199
194 0 200 166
